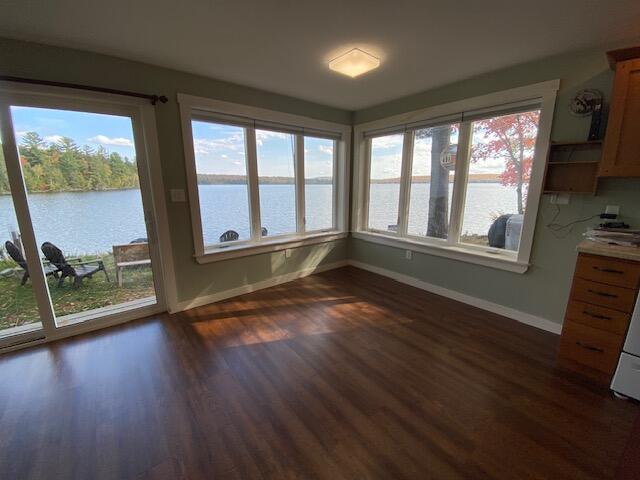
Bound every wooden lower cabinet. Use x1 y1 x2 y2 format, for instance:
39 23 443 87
559 321 624 374
558 252 639 384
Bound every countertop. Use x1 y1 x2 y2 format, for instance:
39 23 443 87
577 240 640 262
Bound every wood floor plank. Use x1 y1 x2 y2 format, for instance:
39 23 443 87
0 266 637 479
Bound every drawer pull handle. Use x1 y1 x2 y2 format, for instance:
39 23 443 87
576 341 604 353
592 266 624 274
587 289 618 298
582 311 611 321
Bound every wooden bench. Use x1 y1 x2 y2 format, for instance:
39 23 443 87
112 242 151 287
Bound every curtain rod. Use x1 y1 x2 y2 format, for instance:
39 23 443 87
0 75 168 105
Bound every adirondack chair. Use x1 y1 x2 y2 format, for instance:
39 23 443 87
41 242 110 288
261 227 268 236
5 240 60 286
219 230 239 243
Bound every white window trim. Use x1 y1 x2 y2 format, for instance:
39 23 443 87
352 80 559 274
178 94 351 263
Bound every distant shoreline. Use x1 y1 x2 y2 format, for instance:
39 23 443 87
0 186 140 195
196 173 502 185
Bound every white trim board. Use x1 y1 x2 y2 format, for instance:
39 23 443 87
347 260 562 335
175 260 349 312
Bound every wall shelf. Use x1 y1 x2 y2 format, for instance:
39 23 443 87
542 141 602 194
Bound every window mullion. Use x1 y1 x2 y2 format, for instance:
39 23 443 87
245 127 262 242
0 104 57 335
396 131 414 237
294 135 305 234
361 138 372 231
331 140 339 230
448 121 472 246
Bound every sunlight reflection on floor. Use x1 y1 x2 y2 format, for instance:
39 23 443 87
182 275 410 348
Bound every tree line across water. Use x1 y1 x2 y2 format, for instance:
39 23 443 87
0 132 139 194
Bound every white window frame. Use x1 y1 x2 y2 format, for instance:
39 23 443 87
352 80 559 274
178 94 350 263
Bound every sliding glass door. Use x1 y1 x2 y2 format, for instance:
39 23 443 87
0 85 165 347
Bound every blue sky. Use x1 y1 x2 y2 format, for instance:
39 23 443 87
9 107 334 177
10 106 137 159
192 120 334 178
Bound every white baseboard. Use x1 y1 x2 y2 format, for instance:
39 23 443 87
173 257 562 335
347 260 562 335
175 260 349 312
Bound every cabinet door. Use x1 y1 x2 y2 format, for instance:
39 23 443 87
600 58 640 177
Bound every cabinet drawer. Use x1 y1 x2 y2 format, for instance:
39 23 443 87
575 253 640 289
565 300 630 335
559 321 624 374
571 277 638 312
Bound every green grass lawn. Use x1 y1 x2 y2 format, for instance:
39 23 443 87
0 255 155 331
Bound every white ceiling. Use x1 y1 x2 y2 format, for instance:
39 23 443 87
2 0 639 110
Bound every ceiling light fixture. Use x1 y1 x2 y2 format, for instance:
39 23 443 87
329 48 380 78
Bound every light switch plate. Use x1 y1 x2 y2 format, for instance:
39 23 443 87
170 189 186 202
405 250 412 260
285 249 292 258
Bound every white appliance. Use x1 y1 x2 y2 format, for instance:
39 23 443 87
611 293 640 400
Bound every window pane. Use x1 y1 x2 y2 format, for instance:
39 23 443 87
304 137 334 231
367 134 403 232
407 124 459 239
192 120 251 245
256 129 297 237
460 110 540 251
0 136 43 338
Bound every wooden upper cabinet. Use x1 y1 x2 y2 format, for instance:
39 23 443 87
600 49 640 177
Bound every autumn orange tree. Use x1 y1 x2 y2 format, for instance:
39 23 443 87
470 111 540 214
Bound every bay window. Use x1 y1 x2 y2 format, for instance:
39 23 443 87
353 81 558 273
179 94 350 262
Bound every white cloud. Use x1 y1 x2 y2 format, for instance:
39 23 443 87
318 144 333 155
45 135 64 144
88 134 134 147
371 135 403 149
193 133 244 155
256 130 289 146
471 157 506 174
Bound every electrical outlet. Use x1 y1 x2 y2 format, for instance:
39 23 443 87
605 205 620 216
549 193 570 205
285 249 292 258
405 250 412 260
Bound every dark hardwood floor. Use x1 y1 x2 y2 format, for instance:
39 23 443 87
0 266 637 479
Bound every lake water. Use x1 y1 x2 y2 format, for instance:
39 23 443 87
0 183 522 255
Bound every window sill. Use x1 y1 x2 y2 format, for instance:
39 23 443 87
352 231 530 273
195 231 348 264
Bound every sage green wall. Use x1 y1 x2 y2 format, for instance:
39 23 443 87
351 43 640 325
0 37 350 305
3 37 639 323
